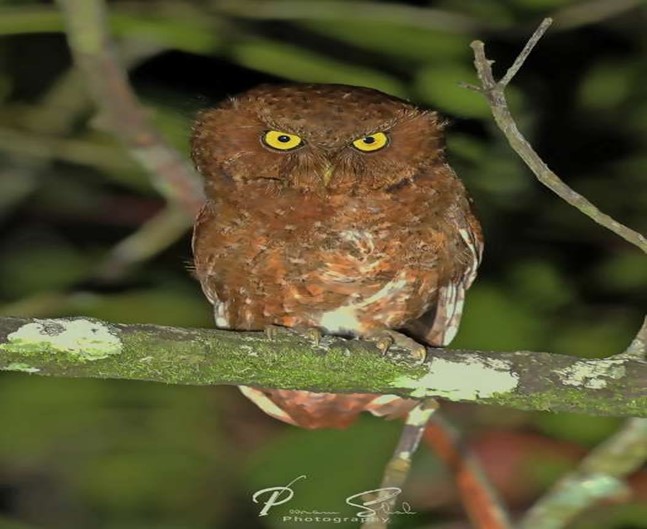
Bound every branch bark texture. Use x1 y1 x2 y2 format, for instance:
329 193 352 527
1 317 645 417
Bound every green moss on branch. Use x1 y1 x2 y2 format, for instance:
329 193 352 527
1 316 645 417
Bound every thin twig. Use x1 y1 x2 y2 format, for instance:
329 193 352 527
424 416 514 529
467 18 647 254
361 399 439 529
519 417 647 529
499 18 553 88
54 0 204 215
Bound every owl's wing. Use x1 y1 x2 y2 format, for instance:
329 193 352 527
405 204 483 347
192 203 231 329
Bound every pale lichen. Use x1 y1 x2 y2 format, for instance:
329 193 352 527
2 362 41 373
1 318 122 361
392 356 520 399
555 360 626 390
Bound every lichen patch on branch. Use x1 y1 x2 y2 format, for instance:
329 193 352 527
392 356 520 399
1 318 122 361
1 362 41 373
555 360 626 389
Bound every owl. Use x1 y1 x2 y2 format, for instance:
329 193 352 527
191 84 483 429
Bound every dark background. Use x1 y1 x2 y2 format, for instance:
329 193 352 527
0 0 645 528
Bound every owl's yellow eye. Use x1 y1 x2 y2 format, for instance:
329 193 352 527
262 130 303 151
352 132 389 152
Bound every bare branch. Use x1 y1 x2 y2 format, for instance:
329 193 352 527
520 417 647 529
499 18 553 88
467 18 647 254
54 0 204 215
1 316 645 417
424 416 514 529
361 399 440 529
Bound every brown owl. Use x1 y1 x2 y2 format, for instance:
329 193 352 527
191 84 483 429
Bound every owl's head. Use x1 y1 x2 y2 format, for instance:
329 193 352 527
191 84 446 197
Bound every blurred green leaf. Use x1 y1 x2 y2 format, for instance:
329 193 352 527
549 315 637 358
110 12 223 55
78 451 215 514
508 259 576 310
535 413 622 446
303 20 471 62
0 163 38 218
447 134 532 201
230 39 407 97
594 252 647 292
0 242 93 298
0 376 109 458
0 517 39 529
69 285 212 327
439 0 514 23
414 63 491 118
578 61 633 110
0 6 222 55
150 104 193 156
511 0 572 9
452 283 544 350
570 504 647 529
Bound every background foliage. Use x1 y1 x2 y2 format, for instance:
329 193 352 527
0 0 645 528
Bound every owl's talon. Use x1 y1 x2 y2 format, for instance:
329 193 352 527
302 327 323 346
373 335 394 355
264 325 284 340
365 330 427 364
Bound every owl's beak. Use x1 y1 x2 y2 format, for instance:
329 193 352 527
322 163 335 187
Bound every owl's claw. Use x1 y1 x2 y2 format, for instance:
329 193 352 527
365 330 427 364
302 327 323 346
264 325 322 345
264 324 284 341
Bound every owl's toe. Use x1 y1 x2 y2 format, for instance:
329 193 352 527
264 324 284 341
365 330 427 364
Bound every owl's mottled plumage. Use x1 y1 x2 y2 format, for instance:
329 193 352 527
191 84 483 429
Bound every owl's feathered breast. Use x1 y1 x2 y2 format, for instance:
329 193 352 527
192 167 476 338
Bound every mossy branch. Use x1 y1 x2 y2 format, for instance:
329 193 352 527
1 316 645 417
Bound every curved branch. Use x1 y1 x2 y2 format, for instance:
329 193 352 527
0 317 645 417
54 0 204 215
520 417 647 529
466 18 647 254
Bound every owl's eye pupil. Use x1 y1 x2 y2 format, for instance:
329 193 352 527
277 135 291 143
363 137 376 144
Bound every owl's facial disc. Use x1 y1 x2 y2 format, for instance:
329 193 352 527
191 84 447 197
